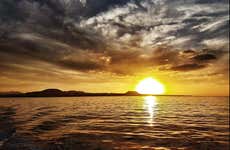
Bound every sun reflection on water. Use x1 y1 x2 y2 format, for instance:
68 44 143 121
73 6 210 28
144 96 158 126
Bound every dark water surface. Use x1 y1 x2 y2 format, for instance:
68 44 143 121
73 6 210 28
0 96 229 150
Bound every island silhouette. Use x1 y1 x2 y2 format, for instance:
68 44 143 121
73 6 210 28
0 89 189 97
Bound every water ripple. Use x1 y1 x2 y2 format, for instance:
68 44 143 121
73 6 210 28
0 96 229 150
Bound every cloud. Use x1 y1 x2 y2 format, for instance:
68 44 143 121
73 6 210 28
0 33 109 73
192 53 217 61
57 59 104 71
80 0 229 50
183 50 196 54
0 0 229 87
170 63 206 71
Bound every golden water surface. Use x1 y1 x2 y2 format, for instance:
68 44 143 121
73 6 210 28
0 96 229 149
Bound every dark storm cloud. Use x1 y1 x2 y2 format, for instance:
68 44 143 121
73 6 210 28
0 34 108 72
0 0 131 25
150 46 228 72
0 0 229 79
0 0 110 51
170 63 206 71
183 50 196 54
192 53 217 61
57 59 104 71
0 0 26 22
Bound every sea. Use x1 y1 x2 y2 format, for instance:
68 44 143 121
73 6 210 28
0 96 229 150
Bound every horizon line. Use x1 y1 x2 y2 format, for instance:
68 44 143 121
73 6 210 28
0 88 229 97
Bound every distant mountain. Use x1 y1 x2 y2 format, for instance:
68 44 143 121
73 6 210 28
26 89 65 97
23 89 88 97
125 91 140 96
0 89 143 97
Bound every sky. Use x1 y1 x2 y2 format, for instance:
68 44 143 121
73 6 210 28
0 0 229 96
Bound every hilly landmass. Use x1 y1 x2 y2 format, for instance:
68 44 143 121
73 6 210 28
0 89 141 97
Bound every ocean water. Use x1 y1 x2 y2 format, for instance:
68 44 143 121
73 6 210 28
0 96 229 150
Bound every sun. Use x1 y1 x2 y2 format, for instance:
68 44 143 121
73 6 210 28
136 77 165 95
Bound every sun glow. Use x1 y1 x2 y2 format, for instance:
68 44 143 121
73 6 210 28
144 96 158 125
136 77 165 95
